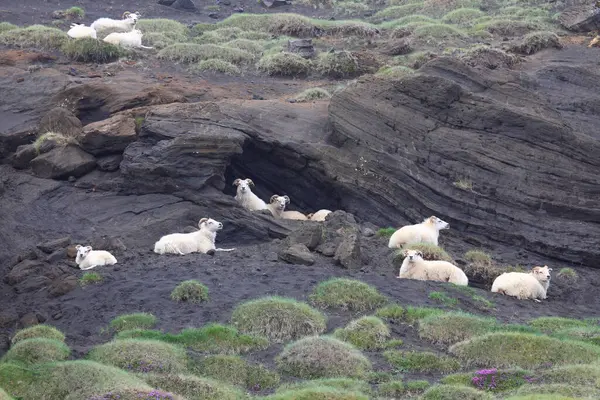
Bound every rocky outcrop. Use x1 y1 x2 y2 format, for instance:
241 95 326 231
559 5 600 32
30 145 96 179
80 114 137 155
38 107 83 137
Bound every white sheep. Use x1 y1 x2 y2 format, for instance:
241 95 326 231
67 23 97 39
307 209 332 221
397 249 469 286
153 218 235 255
388 216 450 248
233 178 268 211
491 265 553 302
91 11 140 34
267 195 308 220
103 28 153 49
75 245 117 270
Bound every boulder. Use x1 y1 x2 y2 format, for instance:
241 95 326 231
261 0 291 7
559 5 600 32
49 275 78 297
171 0 197 10
80 114 137 156
5 260 45 285
278 244 316 265
10 144 37 169
96 154 123 172
15 276 52 294
287 39 315 59
381 39 412 56
30 145 96 179
37 237 71 254
19 312 41 328
334 232 362 269
38 107 83 137
285 223 323 250
0 310 19 329
157 0 176 5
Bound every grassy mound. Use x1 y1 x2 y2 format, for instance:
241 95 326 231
460 46 520 69
510 31 562 55
195 27 270 44
1 338 70 366
142 373 245 400
528 317 596 334
399 243 453 261
418 312 497 346
442 368 532 392
11 324 65 344
257 52 312 77
158 43 254 64
333 316 390 350
464 250 492 265
264 387 368 400
537 364 600 386
62 38 123 63
0 22 18 34
310 278 387 312
375 304 404 321
231 296 326 343
171 280 209 303
110 312 157 332
193 59 242 75
117 323 268 354
553 326 600 345
276 336 372 379
195 355 279 389
413 23 466 42
442 8 485 26
137 19 189 35
421 384 494 400
449 332 600 368
383 350 461 373
293 88 331 102
278 378 371 395
375 65 415 79
511 383 600 398
504 396 586 400
0 387 12 400
88 388 184 399
378 380 430 397
87 339 189 374
1 360 151 400
316 51 361 78
475 19 540 37
0 25 68 50
226 38 266 54
372 4 424 22
80 271 103 286
404 306 445 324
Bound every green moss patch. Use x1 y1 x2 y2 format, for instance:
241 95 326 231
141 373 244 400
110 312 157 332
418 312 497 346
310 278 387 312
333 316 390 350
384 350 461 373
0 25 68 50
1 338 70 366
11 324 65 344
194 355 279 390
421 384 494 400
170 280 209 303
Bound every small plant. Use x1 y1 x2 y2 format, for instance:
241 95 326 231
404 306 445 324
421 384 493 400
11 324 65 344
464 250 492 265
257 52 312 77
293 88 332 102
170 280 209 303
109 312 157 332
333 316 390 350
375 304 404 321
428 291 458 307
80 271 103 286
528 317 595 334
454 178 473 190
134 116 145 132
376 227 396 238
64 6 85 19
310 278 387 312
193 59 241 75
384 350 461 373
33 132 79 154
142 373 244 400
557 267 578 282
472 295 495 309
471 368 534 392
399 243 453 261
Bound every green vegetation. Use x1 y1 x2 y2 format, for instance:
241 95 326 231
231 296 326 343
475 19 540 37
413 23 466 42
375 304 404 321
384 350 461 373
372 4 425 22
418 312 497 346
158 43 254 64
88 339 189 373
278 378 371 395
110 312 157 332
276 336 372 379
450 332 600 368
80 271 103 286
0 363 35 398
375 65 415 78
62 38 123 63
170 280 209 303
63 6 85 19
264 387 369 400
116 323 268 354
528 316 596 334
376 227 396 238
33 132 79 154
316 50 362 78
557 268 578 281
511 383 600 398
464 249 492 265
536 364 600 386
377 379 430 397
428 291 458 307
195 355 280 390
421 384 494 400
511 31 562 55
454 178 474 190
257 52 312 77
333 316 390 350
194 27 270 44
404 306 445 324
442 368 532 392
310 278 387 312
226 38 266 54
399 243 453 261
0 22 18 34
141 373 244 400
294 88 331 102
0 387 12 400
0 25 68 50
11 324 65 344
553 326 600 345
1 338 70 366
442 8 485 26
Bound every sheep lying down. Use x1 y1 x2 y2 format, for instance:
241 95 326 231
397 249 469 286
154 218 235 255
75 245 117 270
491 266 552 302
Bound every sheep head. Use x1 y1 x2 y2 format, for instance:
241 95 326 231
123 11 141 21
403 249 423 262
425 216 450 231
199 218 223 232
270 195 289 211
75 245 93 262
531 265 552 283
233 178 254 194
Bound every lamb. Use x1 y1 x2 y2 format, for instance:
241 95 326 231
307 209 332 222
91 11 140 34
491 265 553 302
233 178 267 211
397 249 469 286
75 245 117 270
388 216 450 248
153 218 235 255
267 195 308 220
103 28 153 49
67 23 97 39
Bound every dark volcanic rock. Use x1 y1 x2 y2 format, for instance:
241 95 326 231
334 232 362 269
30 145 96 179
49 275 78 297
80 114 137 156
6 260 45 285
381 39 412 56
285 223 323 250
171 0 197 10
15 276 52 294
559 5 600 32
96 154 123 172
278 244 316 265
10 144 37 169
158 0 176 5
38 107 83 137
37 237 71 254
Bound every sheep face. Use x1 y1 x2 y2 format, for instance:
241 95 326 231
75 245 93 262
270 195 290 211
233 178 254 195
427 216 450 230
402 249 423 263
123 11 141 22
531 265 552 283
199 218 223 232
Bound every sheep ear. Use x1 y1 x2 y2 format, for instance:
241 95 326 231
199 218 208 226
417 251 423 257
75 245 82 250
283 195 290 204
123 11 131 18
233 179 241 186
402 249 409 257
86 246 92 251
246 179 254 186
270 195 278 203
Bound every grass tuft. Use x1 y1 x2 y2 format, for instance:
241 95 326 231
553 326 600 345
511 383 600 398
80 271 103 286
277 378 371 395
276 336 372 379
510 31 562 55
375 304 404 321
413 23 466 42
141 373 244 400
404 306 445 324
376 65 415 79
464 249 492 265
192 59 241 75
195 355 280 390
158 43 254 64
528 316 597 334
556 267 578 282
310 278 387 312
110 312 157 332
230 296 326 343
378 379 430 397
294 88 331 102
421 384 494 399
442 8 485 26
316 50 361 78
257 52 312 77
264 387 369 400
419 312 497 346
1 338 70 366
428 291 458 307
170 280 209 303
0 22 18 34
11 324 65 345
384 350 461 373
225 38 266 54
537 364 600 387
62 38 123 63
450 332 600 368
136 19 189 36
371 4 425 22
399 243 454 262
0 25 68 50
376 227 396 238
333 316 390 350
33 132 79 154
64 7 85 19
